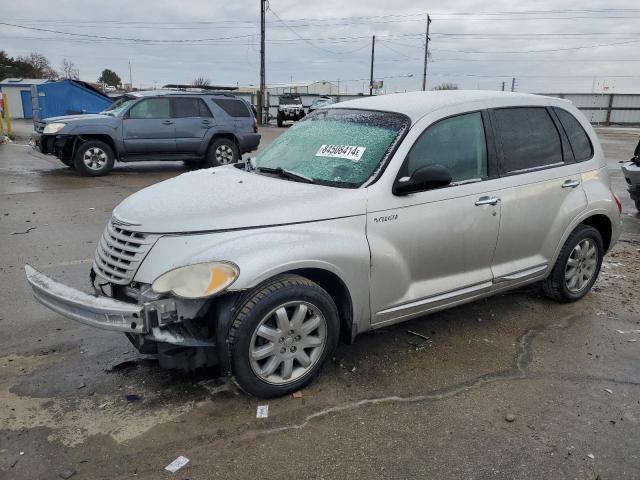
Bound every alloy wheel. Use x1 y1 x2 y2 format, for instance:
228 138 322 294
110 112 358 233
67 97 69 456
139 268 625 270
249 301 327 385
564 238 598 293
82 147 108 170
215 145 235 164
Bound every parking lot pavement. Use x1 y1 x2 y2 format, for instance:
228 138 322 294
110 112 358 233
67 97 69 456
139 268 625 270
1 128 639 479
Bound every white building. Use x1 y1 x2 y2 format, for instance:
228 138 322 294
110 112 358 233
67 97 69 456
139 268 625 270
0 78 51 119
267 81 339 96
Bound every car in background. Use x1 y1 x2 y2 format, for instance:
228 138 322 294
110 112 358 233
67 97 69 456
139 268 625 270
276 94 305 127
25 91 621 397
34 91 260 176
308 96 336 113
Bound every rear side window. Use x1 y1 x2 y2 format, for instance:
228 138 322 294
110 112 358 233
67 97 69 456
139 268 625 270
212 98 251 117
404 111 487 183
553 108 593 161
128 98 170 119
493 107 563 173
172 98 212 118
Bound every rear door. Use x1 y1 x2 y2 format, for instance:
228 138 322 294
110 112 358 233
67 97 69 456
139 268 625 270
122 98 175 154
172 97 214 153
489 106 588 285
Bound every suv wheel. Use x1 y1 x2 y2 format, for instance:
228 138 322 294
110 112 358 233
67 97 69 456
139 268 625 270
206 138 239 167
228 274 339 398
542 224 604 302
74 140 115 176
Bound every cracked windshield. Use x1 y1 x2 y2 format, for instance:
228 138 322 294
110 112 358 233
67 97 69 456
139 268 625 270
255 109 409 186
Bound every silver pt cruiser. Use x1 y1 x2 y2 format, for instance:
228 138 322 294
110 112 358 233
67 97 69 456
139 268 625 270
25 91 622 397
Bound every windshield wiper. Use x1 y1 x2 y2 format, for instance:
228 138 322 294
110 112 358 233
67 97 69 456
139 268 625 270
256 166 315 184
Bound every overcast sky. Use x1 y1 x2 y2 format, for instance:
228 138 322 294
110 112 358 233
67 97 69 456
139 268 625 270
1 0 639 93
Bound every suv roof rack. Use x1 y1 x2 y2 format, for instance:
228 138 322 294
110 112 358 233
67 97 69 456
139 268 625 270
162 84 238 91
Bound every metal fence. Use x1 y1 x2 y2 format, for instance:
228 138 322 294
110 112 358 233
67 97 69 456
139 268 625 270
239 91 640 126
544 93 640 126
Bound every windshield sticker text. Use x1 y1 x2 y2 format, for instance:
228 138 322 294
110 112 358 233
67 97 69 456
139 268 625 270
315 144 366 162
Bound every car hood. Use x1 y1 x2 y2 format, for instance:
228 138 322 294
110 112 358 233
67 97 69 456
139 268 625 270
45 113 113 123
112 166 367 234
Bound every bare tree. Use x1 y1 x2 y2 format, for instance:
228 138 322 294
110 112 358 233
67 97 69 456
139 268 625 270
60 58 79 79
432 82 459 91
16 52 58 79
192 77 211 88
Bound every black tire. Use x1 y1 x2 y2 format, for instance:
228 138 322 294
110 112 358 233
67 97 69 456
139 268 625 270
73 140 115 176
635 199 640 212
228 274 339 398
277 113 283 127
542 224 604 303
205 138 239 167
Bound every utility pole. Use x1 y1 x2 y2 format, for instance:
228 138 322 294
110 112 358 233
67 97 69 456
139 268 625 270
421 14 431 91
510 77 516 92
501 81 505 91
259 0 267 125
369 35 375 96
128 61 133 91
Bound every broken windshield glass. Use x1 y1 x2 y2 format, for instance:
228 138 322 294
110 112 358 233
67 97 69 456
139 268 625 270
255 109 409 187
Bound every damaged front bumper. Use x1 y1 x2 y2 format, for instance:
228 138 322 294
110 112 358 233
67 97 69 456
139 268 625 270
25 265 147 334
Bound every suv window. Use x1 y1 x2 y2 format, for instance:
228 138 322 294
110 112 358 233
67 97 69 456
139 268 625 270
173 98 212 118
403 112 487 183
128 98 171 119
553 107 593 161
493 107 563 172
212 98 250 118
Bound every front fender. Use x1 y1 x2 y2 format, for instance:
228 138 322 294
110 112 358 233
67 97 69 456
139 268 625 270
134 216 371 334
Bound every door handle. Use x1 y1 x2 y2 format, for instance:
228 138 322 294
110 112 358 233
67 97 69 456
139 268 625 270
475 196 500 206
562 179 580 188
162 120 174 125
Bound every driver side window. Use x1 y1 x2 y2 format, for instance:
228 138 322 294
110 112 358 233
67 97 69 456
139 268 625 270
403 112 488 183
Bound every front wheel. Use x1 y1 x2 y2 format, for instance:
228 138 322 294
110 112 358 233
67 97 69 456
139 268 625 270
542 224 604 302
228 274 339 397
73 140 115 176
635 199 640 212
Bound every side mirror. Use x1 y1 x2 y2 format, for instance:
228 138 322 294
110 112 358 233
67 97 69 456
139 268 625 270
393 164 452 195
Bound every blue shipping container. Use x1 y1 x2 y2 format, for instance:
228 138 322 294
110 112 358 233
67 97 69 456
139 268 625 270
31 79 113 124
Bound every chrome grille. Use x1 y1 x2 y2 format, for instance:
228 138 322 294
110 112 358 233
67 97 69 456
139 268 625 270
93 220 157 285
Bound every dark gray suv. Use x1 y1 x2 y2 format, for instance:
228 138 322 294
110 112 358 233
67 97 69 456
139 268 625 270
35 91 260 176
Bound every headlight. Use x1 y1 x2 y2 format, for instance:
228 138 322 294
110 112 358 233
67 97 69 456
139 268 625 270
152 262 239 299
43 123 66 134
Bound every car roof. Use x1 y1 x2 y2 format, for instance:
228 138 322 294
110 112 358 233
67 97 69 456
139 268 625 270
327 90 571 123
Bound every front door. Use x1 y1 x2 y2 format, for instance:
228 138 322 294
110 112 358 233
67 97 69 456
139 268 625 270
368 111 502 326
122 97 175 154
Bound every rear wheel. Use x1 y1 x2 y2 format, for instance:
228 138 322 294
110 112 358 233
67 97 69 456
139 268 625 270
73 140 114 176
205 138 239 167
542 224 603 302
228 274 339 398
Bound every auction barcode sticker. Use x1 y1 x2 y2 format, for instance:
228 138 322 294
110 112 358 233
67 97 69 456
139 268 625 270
315 144 366 162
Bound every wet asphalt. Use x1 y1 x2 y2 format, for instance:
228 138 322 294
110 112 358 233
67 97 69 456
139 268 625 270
0 124 639 479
